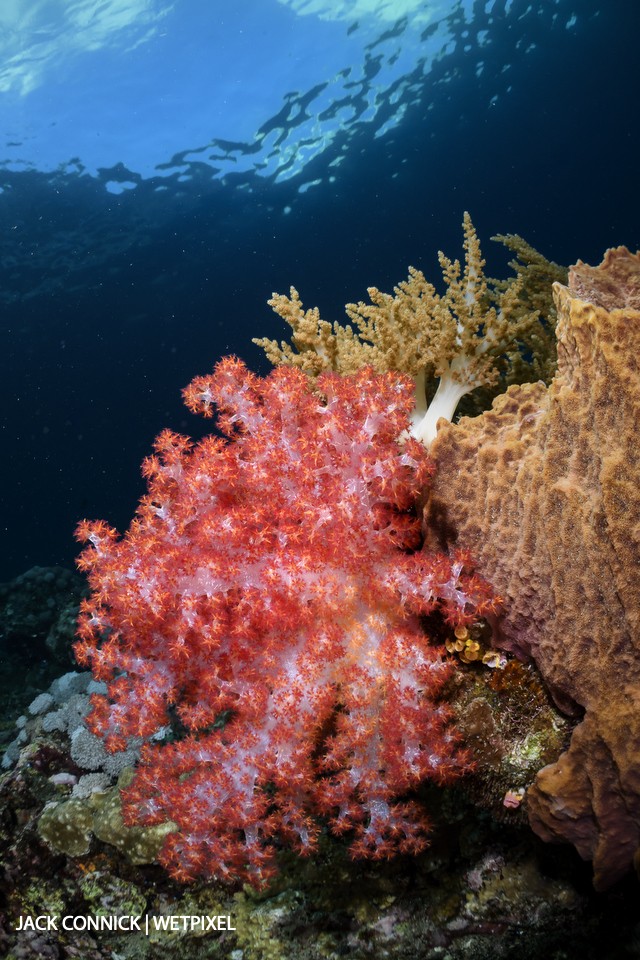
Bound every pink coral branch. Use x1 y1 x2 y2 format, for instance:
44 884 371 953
75 358 496 886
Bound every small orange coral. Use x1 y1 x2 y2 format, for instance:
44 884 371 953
424 246 640 890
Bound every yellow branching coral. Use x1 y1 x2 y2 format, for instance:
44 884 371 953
253 213 563 446
489 231 567 387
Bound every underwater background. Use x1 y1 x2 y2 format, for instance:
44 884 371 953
1 0 638 583
1 2 640 958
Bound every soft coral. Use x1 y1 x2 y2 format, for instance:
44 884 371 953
75 358 497 885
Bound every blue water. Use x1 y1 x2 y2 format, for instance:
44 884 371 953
0 0 638 580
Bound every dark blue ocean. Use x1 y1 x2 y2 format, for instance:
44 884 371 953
1 0 638 582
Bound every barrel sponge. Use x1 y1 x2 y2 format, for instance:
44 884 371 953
424 246 640 890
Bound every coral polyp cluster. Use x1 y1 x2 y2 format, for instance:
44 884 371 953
255 214 564 445
75 358 497 885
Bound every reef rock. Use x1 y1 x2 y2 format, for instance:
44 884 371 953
425 246 640 890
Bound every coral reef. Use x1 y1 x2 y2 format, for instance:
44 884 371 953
451 659 570 819
1 235 639 957
254 214 563 444
2 671 141 788
4 641 608 960
0 566 85 761
38 773 174 864
424 246 640 889
0 567 85 664
0 567 85 666
1 668 172 871
0 567 86 770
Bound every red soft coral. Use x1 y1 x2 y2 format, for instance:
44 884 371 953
75 358 497 886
